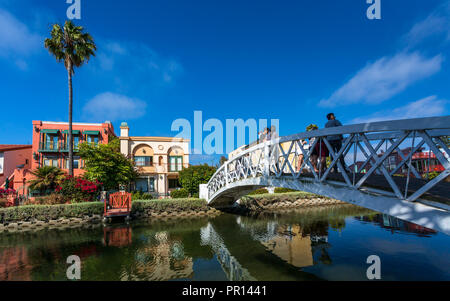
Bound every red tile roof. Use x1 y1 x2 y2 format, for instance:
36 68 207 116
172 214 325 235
0 145 32 152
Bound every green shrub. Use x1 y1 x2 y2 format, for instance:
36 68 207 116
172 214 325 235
248 188 269 195
170 188 190 199
0 202 104 224
131 198 208 213
274 187 298 194
132 191 153 200
424 171 441 181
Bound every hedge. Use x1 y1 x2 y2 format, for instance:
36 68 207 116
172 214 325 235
247 188 269 195
274 187 298 193
240 191 325 207
0 202 104 224
0 198 210 224
170 188 190 199
132 198 208 213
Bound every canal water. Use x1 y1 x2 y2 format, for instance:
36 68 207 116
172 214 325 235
0 204 449 281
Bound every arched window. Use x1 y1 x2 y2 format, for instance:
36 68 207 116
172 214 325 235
133 145 154 167
168 147 184 172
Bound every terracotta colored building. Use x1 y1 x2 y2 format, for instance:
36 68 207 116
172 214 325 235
10 121 115 195
0 145 32 189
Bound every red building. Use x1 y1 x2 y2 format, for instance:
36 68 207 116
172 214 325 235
349 147 445 177
10 120 115 195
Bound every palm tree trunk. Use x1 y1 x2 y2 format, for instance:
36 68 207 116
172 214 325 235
67 61 74 176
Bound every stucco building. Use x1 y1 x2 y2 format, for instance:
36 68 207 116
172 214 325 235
8 120 115 195
30 120 115 176
0 145 32 190
119 122 189 198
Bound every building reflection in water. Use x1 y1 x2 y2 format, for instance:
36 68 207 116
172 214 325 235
0 246 32 281
261 225 314 268
121 231 194 281
354 214 438 236
0 206 441 281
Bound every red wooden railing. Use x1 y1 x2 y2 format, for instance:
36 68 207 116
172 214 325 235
104 192 132 217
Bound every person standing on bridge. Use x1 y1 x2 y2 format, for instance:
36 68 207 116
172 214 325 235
325 113 346 173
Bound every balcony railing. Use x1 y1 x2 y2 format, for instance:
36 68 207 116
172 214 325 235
135 163 190 173
39 141 98 153
38 142 60 152
60 143 80 152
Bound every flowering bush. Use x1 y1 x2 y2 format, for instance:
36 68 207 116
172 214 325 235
56 176 102 203
0 188 16 208
0 188 16 197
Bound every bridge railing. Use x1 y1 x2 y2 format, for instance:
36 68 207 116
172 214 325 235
207 116 450 204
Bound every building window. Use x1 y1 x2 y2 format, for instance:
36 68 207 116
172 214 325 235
65 157 81 169
63 134 80 150
149 177 155 192
44 134 59 150
135 156 153 167
168 178 181 189
87 135 99 146
135 178 148 192
44 156 59 168
169 156 183 172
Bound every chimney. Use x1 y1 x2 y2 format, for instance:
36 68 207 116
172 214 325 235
120 122 129 137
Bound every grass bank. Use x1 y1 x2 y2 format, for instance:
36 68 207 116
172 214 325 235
0 198 211 226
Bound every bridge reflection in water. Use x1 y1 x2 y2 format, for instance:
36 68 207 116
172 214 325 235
0 206 445 281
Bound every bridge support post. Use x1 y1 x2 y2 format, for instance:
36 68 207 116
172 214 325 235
199 184 209 202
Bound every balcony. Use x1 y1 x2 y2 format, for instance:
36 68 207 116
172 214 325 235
135 163 190 174
38 142 60 152
60 143 80 153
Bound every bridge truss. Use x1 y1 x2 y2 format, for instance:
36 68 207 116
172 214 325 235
205 116 450 234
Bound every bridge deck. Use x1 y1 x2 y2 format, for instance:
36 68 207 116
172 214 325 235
277 172 450 206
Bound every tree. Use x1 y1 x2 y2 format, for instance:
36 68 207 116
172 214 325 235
44 20 96 176
28 166 65 194
78 137 138 191
178 164 217 197
442 136 450 147
219 156 228 166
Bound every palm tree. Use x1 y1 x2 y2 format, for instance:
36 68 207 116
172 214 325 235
28 166 66 194
44 20 96 176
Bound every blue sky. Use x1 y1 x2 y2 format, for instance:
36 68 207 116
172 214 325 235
0 0 449 164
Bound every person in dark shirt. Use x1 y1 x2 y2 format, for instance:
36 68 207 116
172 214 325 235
325 113 346 173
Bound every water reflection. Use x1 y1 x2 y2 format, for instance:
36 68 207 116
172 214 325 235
354 214 437 236
0 204 448 281
103 225 133 247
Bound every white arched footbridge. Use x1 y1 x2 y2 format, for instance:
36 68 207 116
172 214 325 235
200 116 450 235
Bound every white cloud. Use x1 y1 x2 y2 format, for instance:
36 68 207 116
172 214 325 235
82 92 147 122
319 52 443 108
94 40 183 87
403 0 450 48
351 95 448 124
0 8 41 67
